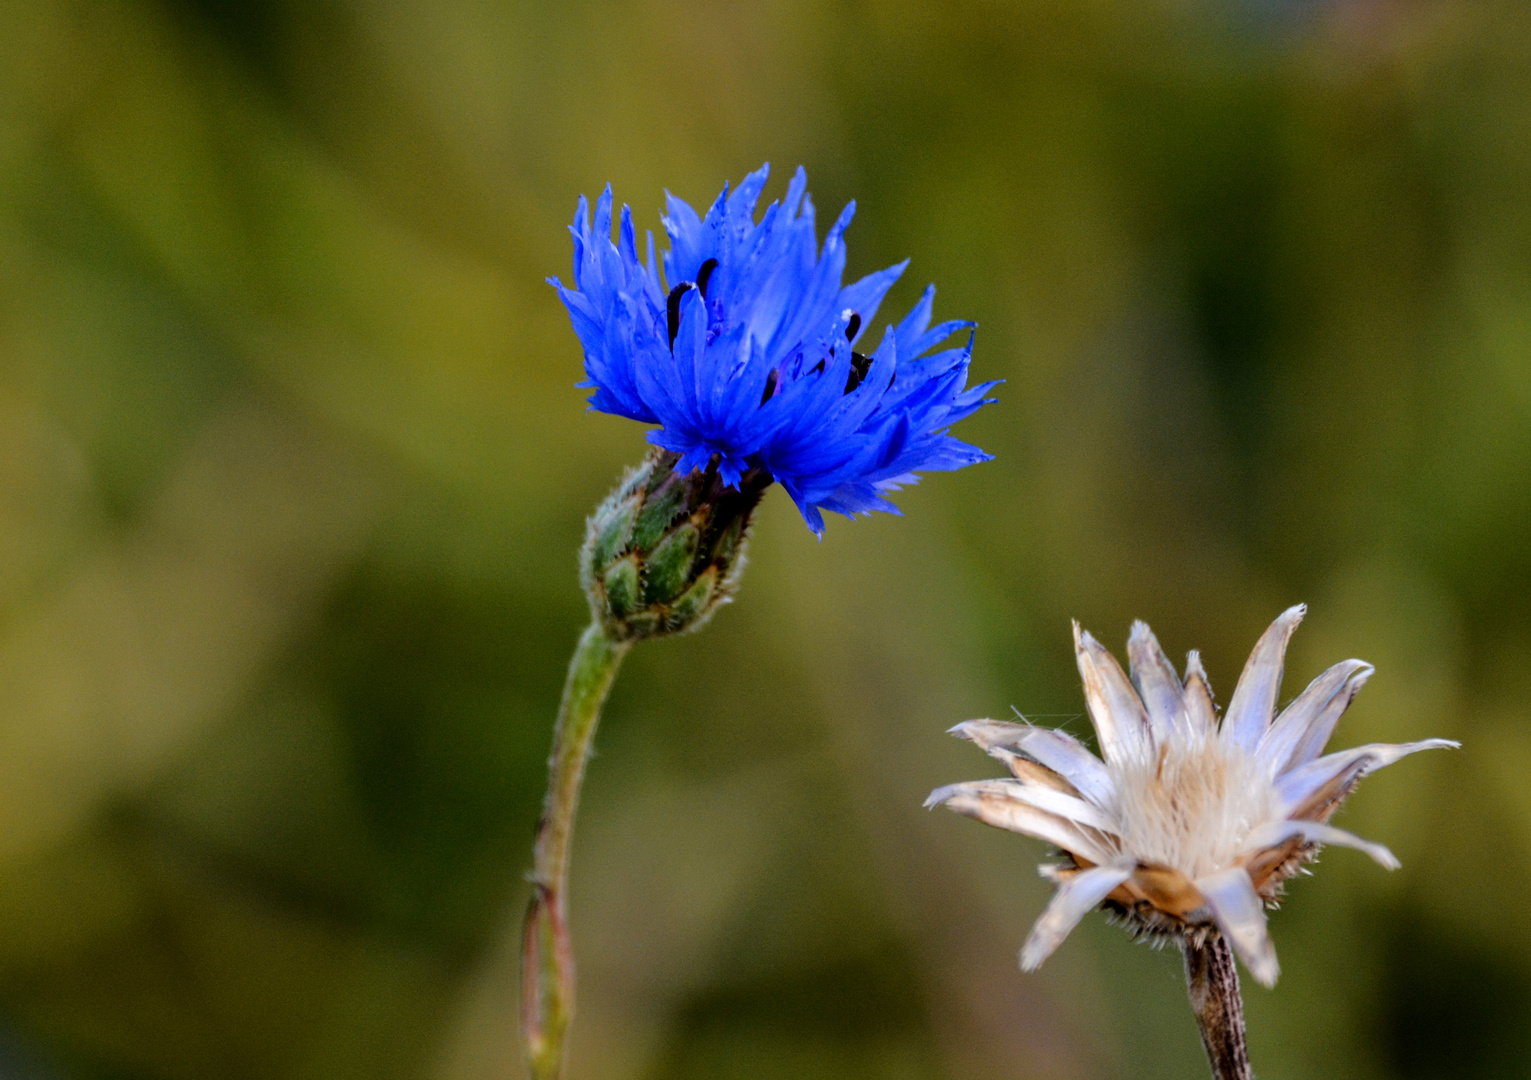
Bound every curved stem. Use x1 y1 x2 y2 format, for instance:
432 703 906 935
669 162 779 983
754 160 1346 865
1183 936 1254 1080
522 622 630 1080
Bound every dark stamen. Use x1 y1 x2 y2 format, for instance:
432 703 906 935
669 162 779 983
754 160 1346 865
845 313 861 341
696 258 719 298
845 351 874 393
667 282 695 350
760 367 781 405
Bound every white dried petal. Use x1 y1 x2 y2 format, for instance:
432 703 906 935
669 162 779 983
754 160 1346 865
1256 660 1373 773
1243 818 1399 870
957 721 1117 806
1275 739 1459 818
1128 620 1189 741
1021 862 1135 970
1075 622 1153 765
1196 868 1279 987
926 781 1117 865
1182 650 1218 734
1222 604 1305 752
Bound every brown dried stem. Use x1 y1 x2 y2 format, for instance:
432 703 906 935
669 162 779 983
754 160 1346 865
1183 935 1254 1080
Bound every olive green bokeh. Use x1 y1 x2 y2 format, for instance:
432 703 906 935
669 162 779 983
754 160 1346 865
0 1 1527 1078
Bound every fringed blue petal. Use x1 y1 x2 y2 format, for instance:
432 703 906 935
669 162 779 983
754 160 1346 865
836 260 909 344
554 166 996 529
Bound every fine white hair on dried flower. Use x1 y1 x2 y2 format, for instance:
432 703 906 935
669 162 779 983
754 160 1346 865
926 606 1458 987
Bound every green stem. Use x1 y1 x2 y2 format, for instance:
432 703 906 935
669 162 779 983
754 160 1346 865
522 621 630 1080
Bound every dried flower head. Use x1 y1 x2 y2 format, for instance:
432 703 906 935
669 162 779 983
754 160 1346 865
927 606 1457 986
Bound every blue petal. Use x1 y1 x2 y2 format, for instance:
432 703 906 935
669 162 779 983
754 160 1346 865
554 166 996 531
836 259 909 343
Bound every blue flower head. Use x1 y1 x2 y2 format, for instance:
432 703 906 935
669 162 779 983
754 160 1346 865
551 164 997 535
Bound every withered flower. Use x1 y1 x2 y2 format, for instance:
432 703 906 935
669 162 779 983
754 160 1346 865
928 605 1455 988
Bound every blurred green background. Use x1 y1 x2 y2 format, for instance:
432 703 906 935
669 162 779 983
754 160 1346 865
0 0 1527 1077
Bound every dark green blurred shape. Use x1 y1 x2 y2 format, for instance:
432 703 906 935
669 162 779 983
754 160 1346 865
0 0 1527 1078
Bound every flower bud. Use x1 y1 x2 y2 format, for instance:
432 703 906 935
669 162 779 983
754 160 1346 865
581 449 766 640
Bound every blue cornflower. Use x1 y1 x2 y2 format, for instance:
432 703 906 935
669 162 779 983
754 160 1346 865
551 164 997 535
